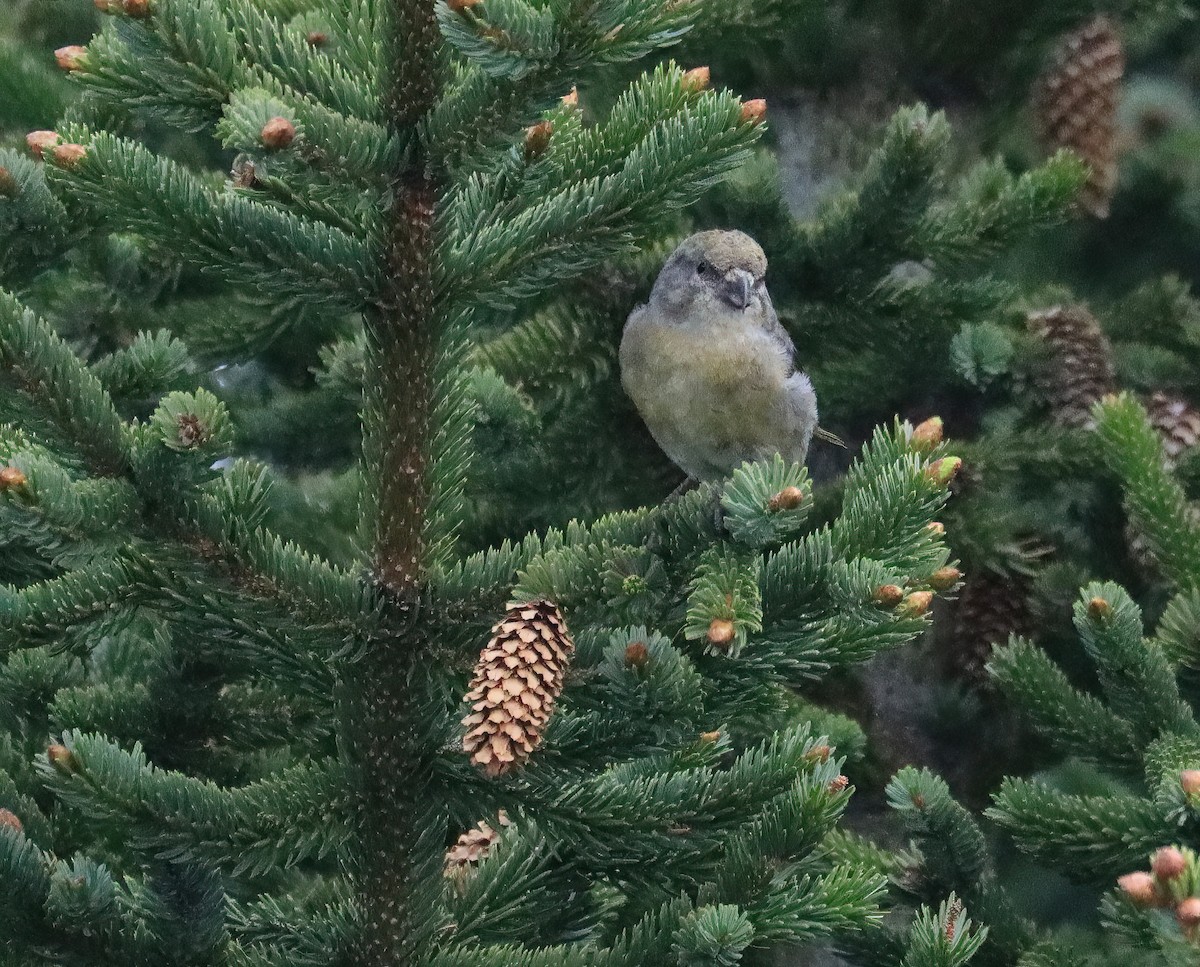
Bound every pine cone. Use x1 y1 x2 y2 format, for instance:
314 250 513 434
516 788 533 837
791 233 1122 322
1027 305 1115 429
462 601 573 777
1146 391 1200 468
949 572 1034 686
444 810 510 883
1034 16 1124 217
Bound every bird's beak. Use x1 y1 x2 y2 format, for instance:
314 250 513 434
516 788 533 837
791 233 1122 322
723 269 755 310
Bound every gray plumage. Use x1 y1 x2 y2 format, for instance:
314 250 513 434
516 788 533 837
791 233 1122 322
619 230 818 481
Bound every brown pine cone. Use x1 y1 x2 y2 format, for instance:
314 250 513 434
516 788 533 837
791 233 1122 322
1034 16 1124 217
1027 305 1115 429
462 601 574 777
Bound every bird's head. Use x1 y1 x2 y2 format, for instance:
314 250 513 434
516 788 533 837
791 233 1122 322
649 230 768 316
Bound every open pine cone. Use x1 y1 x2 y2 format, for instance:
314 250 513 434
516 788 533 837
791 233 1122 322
462 600 574 777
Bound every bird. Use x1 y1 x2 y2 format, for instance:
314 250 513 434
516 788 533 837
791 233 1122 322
619 230 818 482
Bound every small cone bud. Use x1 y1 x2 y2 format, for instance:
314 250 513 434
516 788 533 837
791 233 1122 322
0 166 16 197
944 898 963 942
925 456 962 485
828 775 850 793
306 31 328 47
1181 770 1200 797
929 567 962 592
177 414 207 449
0 466 27 489
55 46 87 71
624 641 649 669
740 99 767 124
706 618 736 648
560 87 578 108
873 584 904 608
699 730 721 743
1088 596 1112 621
523 120 553 161
0 808 21 833
1152 847 1187 881
447 0 482 11
261 116 296 150
767 485 804 512
122 0 151 16
681 66 710 92
804 744 831 763
231 158 258 189
900 591 934 617
910 416 944 451
927 521 946 536
1177 896 1200 931
26 131 60 160
1118 871 1158 906
51 143 87 168
47 744 77 773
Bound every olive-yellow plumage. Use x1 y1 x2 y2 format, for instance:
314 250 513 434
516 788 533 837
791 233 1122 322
620 230 817 481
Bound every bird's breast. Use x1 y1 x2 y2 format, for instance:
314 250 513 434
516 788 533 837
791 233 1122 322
622 319 791 440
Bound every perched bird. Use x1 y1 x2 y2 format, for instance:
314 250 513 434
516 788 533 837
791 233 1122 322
620 230 818 481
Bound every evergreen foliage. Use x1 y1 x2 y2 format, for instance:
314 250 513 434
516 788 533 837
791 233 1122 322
0 0 976 964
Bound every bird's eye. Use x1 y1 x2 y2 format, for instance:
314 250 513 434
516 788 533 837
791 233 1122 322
696 261 708 276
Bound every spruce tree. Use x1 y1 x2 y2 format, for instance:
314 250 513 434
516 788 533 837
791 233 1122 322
0 1 975 965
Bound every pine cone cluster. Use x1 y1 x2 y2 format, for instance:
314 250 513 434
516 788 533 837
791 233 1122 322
462 601 574 777
444 810 510 883
1027 305 1115 429
1034 15 1124 217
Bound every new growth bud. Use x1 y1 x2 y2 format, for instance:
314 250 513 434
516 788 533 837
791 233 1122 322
306 31 328 47
767 485 804 512
900 591 934 617
925 456 962 486
804 744 831 763
0 466 27 490
1087 596 1112 621
0 808 21 833
1117 871 1158 907
55 46 88 71
26 131 60 160
524 120 553 161
828 775 850 793
261 117 296 150
51 144 88 168
699 730 721 743
706 618 735 649
910 416 944 451
927 521 946 536
1177 896 1200 933
561 87 579 108
123 0 151 17
929 567 962 591
1152 847 1187 881
873 584 905 607
0 167 16 198
447 0 482 11
681 66 710 92
47 744 78 774
1181 770 1200 797
740 99 767 124
624 641 649 669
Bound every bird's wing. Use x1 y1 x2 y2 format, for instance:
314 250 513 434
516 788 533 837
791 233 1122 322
759 292 798 375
